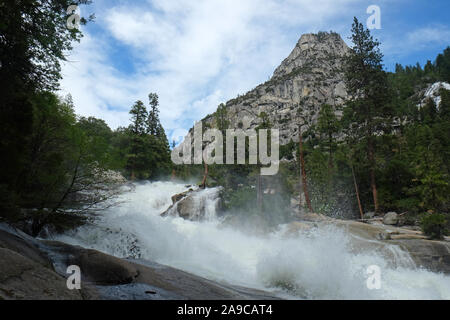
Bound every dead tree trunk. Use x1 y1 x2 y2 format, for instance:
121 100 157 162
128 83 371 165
351 164 364 219
257 173 263 214
328 131 334 170
200 162 208 189
299 125 313 213
368 137 379 213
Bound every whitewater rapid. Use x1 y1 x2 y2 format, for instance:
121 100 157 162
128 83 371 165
55 181 450 300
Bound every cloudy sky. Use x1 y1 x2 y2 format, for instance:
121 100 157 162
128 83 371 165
60 0 450 143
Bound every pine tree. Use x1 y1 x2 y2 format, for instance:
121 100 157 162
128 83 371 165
343 17 392 213
215 103 230 133
129 101 148 136
128 101 147 179
147 93 160 136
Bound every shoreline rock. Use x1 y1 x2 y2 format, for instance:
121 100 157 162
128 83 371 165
0 223 281 300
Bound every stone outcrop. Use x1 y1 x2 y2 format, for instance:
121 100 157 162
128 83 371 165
418 81 450 109
0 248 84 300
0 227 85 300
161 188 222 221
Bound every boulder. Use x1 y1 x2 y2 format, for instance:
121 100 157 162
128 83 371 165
163 188 222 221
176 196 199 220
171 190 191 204
162 189 196 217
363 211 376 219
383 212 398 225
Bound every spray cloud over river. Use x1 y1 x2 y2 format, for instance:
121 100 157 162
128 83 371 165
55 182 450 299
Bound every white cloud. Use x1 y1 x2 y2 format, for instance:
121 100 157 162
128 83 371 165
60 33 138 129
382 25 450 58
406 25 450 48
61 0 366 136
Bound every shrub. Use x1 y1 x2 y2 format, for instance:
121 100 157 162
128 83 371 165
420 213 448 240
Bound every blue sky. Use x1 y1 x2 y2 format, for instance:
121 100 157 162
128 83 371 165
60 0 450 143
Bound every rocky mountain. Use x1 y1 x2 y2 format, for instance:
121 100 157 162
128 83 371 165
201 31 350 145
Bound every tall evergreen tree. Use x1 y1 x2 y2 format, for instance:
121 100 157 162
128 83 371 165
343 17 392 213
128 101 148 179
147 93 160 136
129 101 148 136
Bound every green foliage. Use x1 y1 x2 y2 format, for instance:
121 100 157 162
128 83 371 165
129 100 148 135
420 213 448 240
406 126 449 212
126 94 171 180
280 140 296 161
221 186 256 212
436 47 450 83
0 2 172 236
1 92 127 236
0 0 93 92
0 1 93 221
215 103 230 133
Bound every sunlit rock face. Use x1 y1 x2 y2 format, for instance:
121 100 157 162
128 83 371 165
200 32 350 145
418 81 450 110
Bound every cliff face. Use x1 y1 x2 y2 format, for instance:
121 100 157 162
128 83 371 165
202 32 350 145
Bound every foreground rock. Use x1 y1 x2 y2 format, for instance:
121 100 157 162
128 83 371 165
0 227 85 300
0 224 280 300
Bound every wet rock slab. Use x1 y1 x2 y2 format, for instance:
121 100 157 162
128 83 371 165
0 223 281 300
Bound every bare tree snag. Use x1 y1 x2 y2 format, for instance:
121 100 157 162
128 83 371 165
368 137 379 212
351 164 364 219
299 125 313 213
257 173 263 214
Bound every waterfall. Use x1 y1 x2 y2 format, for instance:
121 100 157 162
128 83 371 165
55 181 450 300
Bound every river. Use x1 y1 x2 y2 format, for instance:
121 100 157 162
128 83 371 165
55 181 450 299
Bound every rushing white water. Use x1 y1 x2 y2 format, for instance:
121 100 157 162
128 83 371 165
56 181 450 300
